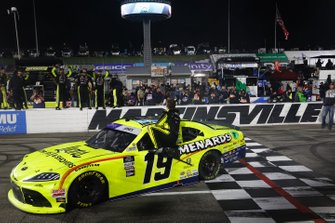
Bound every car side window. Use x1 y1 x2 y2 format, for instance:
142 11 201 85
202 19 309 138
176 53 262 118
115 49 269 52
182 127 203 143
137 133 155 151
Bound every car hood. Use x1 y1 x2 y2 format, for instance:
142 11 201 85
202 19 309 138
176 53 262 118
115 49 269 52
12 141 116 182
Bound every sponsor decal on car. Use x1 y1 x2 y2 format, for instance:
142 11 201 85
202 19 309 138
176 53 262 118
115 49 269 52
39 150 76 168
75 164 100 172
108 123 142 135
222 146 246 164
123 156 135 177
52 189 66 198
55 146 88 158
179 134 232 155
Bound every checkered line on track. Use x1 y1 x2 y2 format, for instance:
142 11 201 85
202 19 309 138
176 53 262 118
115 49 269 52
206 138 335 223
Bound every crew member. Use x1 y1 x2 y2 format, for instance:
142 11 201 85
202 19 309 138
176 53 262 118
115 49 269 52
148 98 181 149
21 71 29 109
51 65 72 110
93 70 108 109
8 70 26 110
109 74 123 107
0 68 9 109
77 69 93 110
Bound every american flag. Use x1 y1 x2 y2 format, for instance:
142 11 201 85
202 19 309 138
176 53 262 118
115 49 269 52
276 6 289 40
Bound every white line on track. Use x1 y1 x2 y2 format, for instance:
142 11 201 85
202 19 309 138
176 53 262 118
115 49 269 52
143 190 212 196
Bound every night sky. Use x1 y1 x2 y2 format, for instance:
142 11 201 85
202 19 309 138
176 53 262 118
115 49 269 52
1 0 335 51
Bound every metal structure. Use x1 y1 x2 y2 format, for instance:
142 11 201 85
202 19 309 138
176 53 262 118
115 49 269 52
120 0 172 70
7 7 21 59
33 0 39 56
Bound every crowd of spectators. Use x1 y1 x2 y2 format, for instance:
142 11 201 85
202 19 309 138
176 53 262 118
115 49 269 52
0 67 333 110
121 81 250 107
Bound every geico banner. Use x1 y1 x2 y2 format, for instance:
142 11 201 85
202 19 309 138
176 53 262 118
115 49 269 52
25 103 324 134
94 64 133 72
0 111 27 134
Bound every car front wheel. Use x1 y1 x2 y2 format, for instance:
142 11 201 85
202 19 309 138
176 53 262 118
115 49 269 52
69 171 108 208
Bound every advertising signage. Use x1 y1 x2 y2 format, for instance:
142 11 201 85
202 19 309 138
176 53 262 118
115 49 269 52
121 2 171 19
94 64 133 72
0 111 27 135
257 53 289 63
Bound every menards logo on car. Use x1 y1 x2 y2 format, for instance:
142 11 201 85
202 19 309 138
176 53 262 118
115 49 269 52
179 133 232 155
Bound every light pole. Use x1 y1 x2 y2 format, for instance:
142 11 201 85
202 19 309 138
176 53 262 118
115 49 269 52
227 0 231 53
33 0 39 56
7 7 21 59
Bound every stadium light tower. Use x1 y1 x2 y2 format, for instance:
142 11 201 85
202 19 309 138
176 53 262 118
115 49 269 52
120 0 172 70
7 7 21 59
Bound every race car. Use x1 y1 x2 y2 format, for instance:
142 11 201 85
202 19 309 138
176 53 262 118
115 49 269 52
8 118 246 214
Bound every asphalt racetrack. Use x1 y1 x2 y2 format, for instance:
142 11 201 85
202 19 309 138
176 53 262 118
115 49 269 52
0 124 334 223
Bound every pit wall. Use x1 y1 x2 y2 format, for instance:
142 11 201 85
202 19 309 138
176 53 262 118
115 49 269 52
0 102 328 135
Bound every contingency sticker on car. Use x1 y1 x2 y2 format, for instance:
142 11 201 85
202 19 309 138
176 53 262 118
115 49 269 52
108 123 141 135
52 189 66 203
123 156 135 177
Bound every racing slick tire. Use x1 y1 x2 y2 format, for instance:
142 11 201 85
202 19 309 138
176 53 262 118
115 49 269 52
198 150 221 181
69 171 108 208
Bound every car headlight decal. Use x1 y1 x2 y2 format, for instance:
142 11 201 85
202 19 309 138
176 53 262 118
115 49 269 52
24 173 60 182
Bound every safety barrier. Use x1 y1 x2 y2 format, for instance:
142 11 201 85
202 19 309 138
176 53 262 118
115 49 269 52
0 102 328 135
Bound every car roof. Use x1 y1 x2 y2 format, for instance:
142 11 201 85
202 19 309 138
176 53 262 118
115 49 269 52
108 118 224 131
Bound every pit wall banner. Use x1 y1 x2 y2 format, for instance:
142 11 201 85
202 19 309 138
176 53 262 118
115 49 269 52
0 111 27 135
22 102 328 134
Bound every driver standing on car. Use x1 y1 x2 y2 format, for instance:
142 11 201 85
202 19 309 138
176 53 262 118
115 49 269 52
148 98 180 149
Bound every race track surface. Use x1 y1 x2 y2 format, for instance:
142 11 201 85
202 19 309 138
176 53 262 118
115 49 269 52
0 124 334 223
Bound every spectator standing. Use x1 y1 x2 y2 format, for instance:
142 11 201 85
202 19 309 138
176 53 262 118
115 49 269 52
51 65 72 110
209 87 219 104
219 86 229 103
285 87 293 102
137 86 145 106
294 86 307 102
0 68 9 109
326 75 332 86
228 87 239 104
192 89 201 104
77 69 93 110
321 82 335 130
316 59 323 69
180 90 190 105
155 87 165 105
319 82 327 101
325 59 334 70
239 90 250 104
126 92 136 106
30 89 45 108
144 87 154 105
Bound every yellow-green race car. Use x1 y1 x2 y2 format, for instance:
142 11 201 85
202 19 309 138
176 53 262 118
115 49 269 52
8 118 246 214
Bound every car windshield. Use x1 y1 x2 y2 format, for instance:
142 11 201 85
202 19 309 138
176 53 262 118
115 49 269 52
86 129 137 153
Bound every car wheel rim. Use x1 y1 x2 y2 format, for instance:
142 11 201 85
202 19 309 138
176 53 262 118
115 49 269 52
77 179 99 202
202 156 218 177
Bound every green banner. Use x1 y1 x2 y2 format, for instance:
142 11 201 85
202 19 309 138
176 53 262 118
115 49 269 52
256 53 288 62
